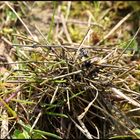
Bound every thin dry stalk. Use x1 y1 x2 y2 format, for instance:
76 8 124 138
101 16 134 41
30 112 42 134
111 88 140 108
96 12 133 46
0 110 9 139
61 13 72 43
78 83 98 120
66 123 72 139
87 15 92 44
1 36 12 46
69 116 93 139
50 85 59 104
34 24 49 45
117 65 137 78
78 96 140 139
115 26 140 63
55 5 61 41
66 89 70 111
77 119 93 139
41 69 82 85
65 2 71 21
5 2 36 42
74 27 91 62
121 88 140 96
53 15 104 28
86 118 100 139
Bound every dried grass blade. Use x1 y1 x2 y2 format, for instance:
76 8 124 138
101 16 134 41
0 110 9 139
5 2 36 41
111 88 140 108
78 83 98 120
96 12 133 46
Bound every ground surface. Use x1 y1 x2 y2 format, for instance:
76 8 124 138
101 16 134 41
0 1 140 139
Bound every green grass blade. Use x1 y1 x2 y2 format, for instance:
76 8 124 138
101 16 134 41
47 1 58 43
18 119 62 139
0 97 17 118
11 99 36 104
45 112 68 118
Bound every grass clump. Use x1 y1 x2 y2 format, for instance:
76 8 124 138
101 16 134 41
0 1 140 139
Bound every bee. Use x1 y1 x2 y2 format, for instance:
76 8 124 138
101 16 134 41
79 48 88 58
79 48 91 68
